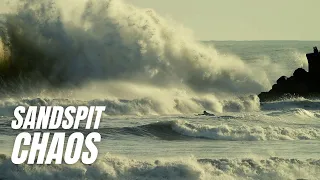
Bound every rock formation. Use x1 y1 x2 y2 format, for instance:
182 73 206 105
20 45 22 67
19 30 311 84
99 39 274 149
258 47 320 102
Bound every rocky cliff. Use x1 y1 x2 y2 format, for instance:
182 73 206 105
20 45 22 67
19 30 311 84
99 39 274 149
258 47 320 102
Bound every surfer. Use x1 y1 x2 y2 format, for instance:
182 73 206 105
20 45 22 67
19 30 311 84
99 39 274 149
196 111 215 116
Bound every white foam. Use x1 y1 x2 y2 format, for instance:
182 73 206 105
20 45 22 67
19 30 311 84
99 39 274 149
170 120 320 141
0 0 282 104
0 153 319 180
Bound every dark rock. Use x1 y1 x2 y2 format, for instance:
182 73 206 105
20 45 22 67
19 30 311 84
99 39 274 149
293 68 307 77
271 84 281 92
293 68 308 81
276 76 287 85
258 47 320 102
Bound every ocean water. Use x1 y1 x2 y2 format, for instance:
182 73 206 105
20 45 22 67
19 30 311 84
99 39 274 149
0 0 320 180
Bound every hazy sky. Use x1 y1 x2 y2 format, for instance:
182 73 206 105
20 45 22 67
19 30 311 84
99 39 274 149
124 0 320 41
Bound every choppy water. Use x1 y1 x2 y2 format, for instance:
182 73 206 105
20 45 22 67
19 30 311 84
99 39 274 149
0 0 319 179
1 100 320 180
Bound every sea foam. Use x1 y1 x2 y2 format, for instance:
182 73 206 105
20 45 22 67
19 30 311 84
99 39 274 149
0 153 319 180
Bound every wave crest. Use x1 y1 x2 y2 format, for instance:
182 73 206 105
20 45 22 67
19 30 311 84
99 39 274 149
0 95 260 116
104 120 320 141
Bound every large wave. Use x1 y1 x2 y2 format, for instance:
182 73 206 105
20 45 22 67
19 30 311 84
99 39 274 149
0 0 308 114
0 0 271 89
0 153 319 180
0 0 270 90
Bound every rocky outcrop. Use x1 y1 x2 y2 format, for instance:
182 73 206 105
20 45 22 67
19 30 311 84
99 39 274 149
258 47 320 102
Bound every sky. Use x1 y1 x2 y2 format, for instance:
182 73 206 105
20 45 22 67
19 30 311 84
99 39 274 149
124 0 320 41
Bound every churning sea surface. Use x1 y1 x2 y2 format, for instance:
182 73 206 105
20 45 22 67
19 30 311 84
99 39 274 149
0 0 320 179
0 41 319 180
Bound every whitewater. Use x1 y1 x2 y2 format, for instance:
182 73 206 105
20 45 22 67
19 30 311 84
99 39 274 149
0 0 319 179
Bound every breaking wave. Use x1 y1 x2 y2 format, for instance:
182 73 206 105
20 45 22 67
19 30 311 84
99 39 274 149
0 0 306 114
0 0 272 92
266 108 320 119
0 153 319 180
0 95 260 116
101 120 320 141
261 97 320 111
0 0 311 114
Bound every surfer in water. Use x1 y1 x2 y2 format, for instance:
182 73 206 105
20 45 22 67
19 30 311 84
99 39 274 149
197 111 215 116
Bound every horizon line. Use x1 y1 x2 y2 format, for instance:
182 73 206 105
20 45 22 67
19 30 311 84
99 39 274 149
201 40 320 42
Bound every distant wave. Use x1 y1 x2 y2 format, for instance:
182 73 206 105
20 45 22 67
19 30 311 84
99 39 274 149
2 115 318 141
0 153 319 180
100 120 320 141
266 108 320 119
261 97 320 111
0 96 260 116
